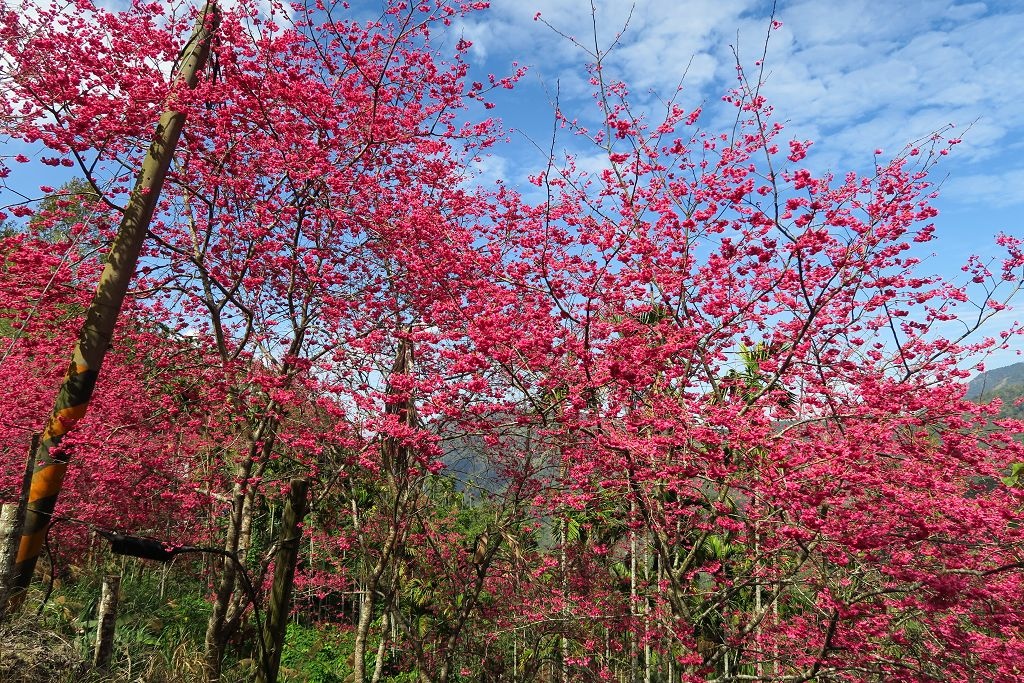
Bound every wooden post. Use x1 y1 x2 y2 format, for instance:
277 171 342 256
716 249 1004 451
6 1 219 610
93 574 121 668
0 436 37 617
256 478 309 683
0 504 19 612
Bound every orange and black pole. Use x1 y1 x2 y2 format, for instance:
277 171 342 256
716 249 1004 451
2 1 219 613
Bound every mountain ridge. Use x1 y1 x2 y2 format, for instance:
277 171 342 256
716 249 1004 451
967 362 1024 400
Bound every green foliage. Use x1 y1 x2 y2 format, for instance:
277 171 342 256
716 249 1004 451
278 623 422 683
1002 461 1024 487
279 623 354 683
27 178 102 243
982 382 1024 420
1 561 214 681
563 488 628 551
59 563 210 656
713 341 794 407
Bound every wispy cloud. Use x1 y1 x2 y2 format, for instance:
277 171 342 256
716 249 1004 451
945 169 1024 208
467 0 1024 210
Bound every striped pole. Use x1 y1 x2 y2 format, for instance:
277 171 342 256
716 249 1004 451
4 1 219 610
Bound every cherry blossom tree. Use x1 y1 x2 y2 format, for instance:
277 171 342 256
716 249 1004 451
0 232 215 578
2 0 512 677
447 24 1024 679
2 0 1024 681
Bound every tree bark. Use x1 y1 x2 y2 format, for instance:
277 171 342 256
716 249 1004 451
370 611 389 683
353 514 403 683
204 441 263 682
256 478 309 683
0 504 20 615
5 0 219 611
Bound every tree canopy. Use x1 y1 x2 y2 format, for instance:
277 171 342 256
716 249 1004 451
1 1 1023 681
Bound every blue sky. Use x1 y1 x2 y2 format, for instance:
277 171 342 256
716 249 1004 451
453 0 1024 369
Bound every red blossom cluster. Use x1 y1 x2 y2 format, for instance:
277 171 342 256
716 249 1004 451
2 0 1023 680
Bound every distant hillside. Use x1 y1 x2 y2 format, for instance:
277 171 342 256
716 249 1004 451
966 362 1024 400
966 362 1024 419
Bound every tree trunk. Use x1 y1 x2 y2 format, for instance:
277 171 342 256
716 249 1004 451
355 338 417 683
370 611 389 683
203 406 280 681
0 504 21 616
352 520 401 683
630 501 637 683
204 455 256 682
256 478 308 683
5 0 219 611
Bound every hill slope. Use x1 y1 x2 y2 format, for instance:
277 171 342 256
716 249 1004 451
967 362 1024 419
966 362 1024 400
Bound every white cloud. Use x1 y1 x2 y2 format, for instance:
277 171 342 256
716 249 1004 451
753 2 1024 167
945 169 1024 208
466 152 512 189
467 0 1024 212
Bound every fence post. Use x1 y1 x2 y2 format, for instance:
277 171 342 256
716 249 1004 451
93 573 121 668
0 504 20 612
0 435 37 617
